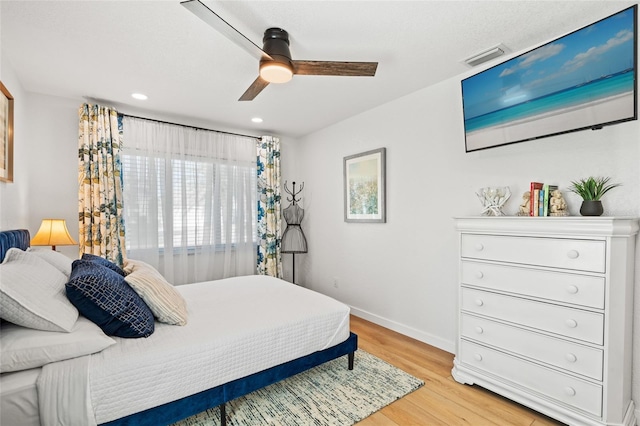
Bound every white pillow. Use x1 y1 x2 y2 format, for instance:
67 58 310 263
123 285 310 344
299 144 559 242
0 316 116 372
0 248 78 332
123 259 188 326
27 247 73 278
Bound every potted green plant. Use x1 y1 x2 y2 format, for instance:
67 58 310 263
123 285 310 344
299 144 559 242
568 176 621 216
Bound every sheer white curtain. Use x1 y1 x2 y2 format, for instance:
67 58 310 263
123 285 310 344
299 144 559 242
121 117 257 285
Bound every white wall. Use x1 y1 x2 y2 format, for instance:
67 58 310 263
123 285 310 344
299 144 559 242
296 61 640 416
1 53 80 257
0 54 30 231
23 92 82 258
279 137 302 283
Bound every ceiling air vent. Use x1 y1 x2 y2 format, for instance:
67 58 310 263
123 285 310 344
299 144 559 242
464 44 508 67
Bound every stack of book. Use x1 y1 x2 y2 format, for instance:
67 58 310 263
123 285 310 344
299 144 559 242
529 182 558 216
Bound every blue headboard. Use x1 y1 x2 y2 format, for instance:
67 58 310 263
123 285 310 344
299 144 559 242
0 229 31 262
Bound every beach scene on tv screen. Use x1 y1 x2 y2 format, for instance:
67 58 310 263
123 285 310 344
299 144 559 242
463 7 636 152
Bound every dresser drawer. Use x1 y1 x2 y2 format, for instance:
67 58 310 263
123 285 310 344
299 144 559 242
461 288 604 344
459 340 602 417
461 234 606 273
461 314 603 380
461 261 605 309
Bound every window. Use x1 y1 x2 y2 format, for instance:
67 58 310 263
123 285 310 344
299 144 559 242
122 154 257 251
121 116 257 284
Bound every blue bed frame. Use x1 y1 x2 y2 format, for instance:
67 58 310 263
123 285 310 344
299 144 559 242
104 333 357 426
0 229 358 426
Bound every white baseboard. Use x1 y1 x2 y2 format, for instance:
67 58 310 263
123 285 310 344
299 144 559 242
349 306 455 354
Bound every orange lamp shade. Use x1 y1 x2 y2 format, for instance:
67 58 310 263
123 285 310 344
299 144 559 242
31 219 77 250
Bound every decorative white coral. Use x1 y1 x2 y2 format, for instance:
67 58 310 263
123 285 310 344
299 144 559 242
476 187 511 216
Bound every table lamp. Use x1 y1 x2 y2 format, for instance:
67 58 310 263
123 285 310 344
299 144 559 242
31 219 78 250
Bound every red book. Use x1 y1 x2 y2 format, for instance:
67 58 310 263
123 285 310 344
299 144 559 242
530 182 543 216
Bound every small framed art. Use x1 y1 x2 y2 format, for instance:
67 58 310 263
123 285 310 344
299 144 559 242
0 81 14 183
344 147 386 223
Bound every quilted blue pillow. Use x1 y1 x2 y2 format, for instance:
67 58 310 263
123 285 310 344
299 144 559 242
66 260 154 338
81 253 125 276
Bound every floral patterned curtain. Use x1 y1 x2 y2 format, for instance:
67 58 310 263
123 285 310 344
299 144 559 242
256 136 282 277
78 104 126 266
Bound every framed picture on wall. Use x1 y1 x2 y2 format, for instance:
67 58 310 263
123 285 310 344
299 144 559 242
344 148 386 223
0 81 14 183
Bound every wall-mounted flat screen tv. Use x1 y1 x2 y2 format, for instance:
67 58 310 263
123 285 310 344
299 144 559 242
462 5 637 152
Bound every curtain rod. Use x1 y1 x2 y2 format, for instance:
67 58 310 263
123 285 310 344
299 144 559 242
119 113 262 140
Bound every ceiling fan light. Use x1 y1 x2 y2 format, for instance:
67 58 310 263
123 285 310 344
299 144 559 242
260 62 293 83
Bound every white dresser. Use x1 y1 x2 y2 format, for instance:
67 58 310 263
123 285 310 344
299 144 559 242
452 217 638 426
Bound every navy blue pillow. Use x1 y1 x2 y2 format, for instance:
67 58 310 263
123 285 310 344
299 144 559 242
81 253 125 276
66 260 154 338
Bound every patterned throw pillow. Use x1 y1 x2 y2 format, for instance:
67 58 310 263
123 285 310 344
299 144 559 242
81 253 125 276
123 259 188 326
66 260 155 338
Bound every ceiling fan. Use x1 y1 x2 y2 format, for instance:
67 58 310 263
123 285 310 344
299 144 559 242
181 0 378 101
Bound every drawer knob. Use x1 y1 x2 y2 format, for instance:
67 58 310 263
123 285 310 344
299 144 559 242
564 387 576 397
474 326 484 334
567 250 580 259
565 319 578 328
474 353 483 361
475 243 484 251
566 285 579 294
565 353 578 363
475 299 484 307
475 271 484 279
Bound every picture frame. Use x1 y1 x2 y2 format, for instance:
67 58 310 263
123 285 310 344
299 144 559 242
0 81 14 183
344 148 386 223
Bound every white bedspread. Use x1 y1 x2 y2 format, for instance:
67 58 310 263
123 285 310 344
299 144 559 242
1 368 41 426
37 356 94 426
37 275 350 425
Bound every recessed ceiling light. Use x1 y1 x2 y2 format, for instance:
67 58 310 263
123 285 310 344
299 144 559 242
131 93 148 100
251 117 263 123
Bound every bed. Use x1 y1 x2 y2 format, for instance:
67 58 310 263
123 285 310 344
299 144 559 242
0 229 357 426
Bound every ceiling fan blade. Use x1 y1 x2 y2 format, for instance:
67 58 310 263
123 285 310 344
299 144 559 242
181 0 271 61
292 61 378 76
239 77 270 101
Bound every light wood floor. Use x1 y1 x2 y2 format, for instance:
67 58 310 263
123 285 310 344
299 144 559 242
350 315 565 426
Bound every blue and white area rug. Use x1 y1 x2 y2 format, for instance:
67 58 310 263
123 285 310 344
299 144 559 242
174 350 424 426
